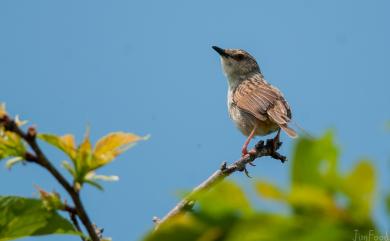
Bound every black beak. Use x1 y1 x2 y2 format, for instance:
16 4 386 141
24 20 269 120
212 46 228 57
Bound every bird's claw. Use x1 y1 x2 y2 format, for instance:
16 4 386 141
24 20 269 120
243 167 251 178
265 138 287 163
236 161 252 178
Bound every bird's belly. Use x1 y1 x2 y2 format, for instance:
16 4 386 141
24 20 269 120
229 104 279 137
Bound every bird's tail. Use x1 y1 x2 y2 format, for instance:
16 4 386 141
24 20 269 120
289 120 314 139
280 125 298 138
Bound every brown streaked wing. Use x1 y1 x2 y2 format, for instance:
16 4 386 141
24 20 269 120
233 76 291 125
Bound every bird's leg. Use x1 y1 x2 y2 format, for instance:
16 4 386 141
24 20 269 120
241 126 257 156
272 128 281 150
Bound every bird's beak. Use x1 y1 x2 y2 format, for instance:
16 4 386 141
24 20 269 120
212 46 229 58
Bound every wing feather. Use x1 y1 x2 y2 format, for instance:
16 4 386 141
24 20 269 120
232 75 295 136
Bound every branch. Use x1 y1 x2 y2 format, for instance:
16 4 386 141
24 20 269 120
64 204 87 241
153 139 286 229
1 116 100 241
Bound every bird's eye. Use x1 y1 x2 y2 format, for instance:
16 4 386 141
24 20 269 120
235 54 245 61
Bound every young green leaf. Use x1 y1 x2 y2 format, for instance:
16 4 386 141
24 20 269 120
5 157 24 170
84 179 104 191
61 160 76 177
37 188 65 211
83 172 119 191
90 174 119 182
0 131 26 160
92 132 145 169
40 130 146 188
74 132 93 181
291 131 339 188
38 134 77 160
14 115 28 127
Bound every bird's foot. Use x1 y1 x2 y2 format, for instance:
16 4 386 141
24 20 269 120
239 149 256 177
241 148 257 158
265 138 287 163
243 167 251 178
237 163 252 178
272 129 281 150
272 138 281 151
239 137 286 178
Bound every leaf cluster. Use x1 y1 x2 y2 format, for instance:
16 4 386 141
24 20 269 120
0 104 145 240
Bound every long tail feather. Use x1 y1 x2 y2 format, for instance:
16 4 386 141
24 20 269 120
289 120 314 139
280 125 298 138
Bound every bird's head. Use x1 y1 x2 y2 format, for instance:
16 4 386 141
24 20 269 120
212 46 261 80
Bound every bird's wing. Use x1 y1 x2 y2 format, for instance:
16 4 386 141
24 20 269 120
232 76 292 125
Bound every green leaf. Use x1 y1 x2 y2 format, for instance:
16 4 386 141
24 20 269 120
73 130 93 182
92 132 145 170
0 196 78 241
83 172 119 191
288 184 338 215
196 180 252 218
37 188 65 211
341 160 375 219
38 133 77 161
255 181 286 201
0 131 26 160
143 214 205 241
226 214 356 241
0 105 26 163
61 160 76 177
40 130 145 187
291 131 339 188
84 179 104 191
224 213 293 241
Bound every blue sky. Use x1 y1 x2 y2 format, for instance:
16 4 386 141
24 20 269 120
0 0 389 240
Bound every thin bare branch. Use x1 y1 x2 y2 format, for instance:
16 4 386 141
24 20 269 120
64 204 87 241
154 139 286 229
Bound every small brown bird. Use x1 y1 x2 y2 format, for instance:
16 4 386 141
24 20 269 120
212 46 297 156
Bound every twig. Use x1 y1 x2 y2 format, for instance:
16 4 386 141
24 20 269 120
154 139 286 229
1 116 100 241
64 204 87 241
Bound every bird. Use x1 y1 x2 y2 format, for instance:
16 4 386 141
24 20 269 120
212 46 297 156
